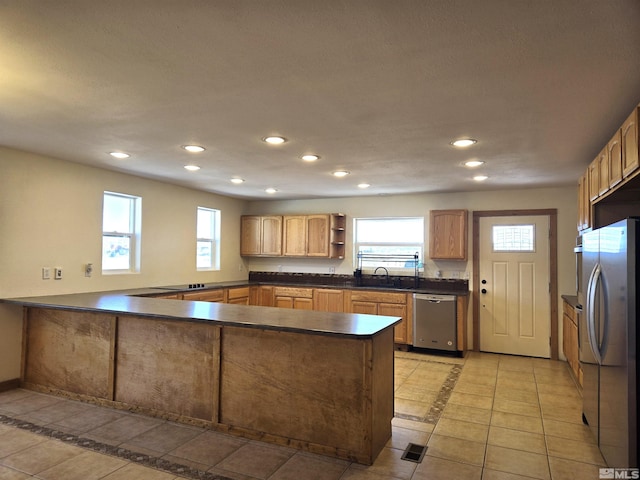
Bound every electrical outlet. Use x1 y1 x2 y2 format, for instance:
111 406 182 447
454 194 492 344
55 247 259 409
329 267 335 274
42 267 51 280
85 263 93 278
54 267 63 280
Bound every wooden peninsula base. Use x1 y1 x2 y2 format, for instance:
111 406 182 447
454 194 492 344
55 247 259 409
20 303 397 464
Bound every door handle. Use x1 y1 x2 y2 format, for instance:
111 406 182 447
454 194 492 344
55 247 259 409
586 263 602 365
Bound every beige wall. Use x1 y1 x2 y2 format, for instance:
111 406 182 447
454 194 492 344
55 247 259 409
244 187 578 355
0 147 248 381
0 145 579 381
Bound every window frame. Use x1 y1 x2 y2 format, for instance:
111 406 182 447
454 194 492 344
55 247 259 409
196 206 221 271
353 216 424 273
102 191 141 274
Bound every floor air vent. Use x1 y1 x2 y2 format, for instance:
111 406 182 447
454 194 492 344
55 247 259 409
400 443 427 463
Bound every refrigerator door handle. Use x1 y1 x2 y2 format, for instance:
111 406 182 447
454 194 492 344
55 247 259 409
586 263 602 365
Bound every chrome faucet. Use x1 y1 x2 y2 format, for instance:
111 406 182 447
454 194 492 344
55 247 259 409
374 266 389 284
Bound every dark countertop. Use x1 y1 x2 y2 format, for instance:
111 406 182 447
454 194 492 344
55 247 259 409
561 294 580 309
2 291 401 339
2 273 467 338
246 271 470 296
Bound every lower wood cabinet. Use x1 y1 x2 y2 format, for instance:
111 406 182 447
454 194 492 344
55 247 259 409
226 287 250 305
151 284 469 350
562 298 582 386
313 289 344 312
250 285 274 306
182 289 225 303
273 286 314 310
346 290 411 345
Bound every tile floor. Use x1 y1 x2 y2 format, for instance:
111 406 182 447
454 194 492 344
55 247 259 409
0 351 605 480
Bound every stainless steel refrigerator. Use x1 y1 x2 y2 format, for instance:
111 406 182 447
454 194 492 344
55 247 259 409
580 218 638 468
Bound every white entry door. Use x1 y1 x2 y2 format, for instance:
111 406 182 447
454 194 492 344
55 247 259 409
479 215 550 357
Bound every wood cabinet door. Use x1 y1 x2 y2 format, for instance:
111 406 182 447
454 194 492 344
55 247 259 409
306 214 330 257
562 312 573 367
350 301 378 315
227 287 250 305
429 210 467 260
183 290 225 302
240 216 261 255
608 130 623 189
622 105 639 178
293 297 314 310
275 296 294 309
283 215 307 256
581 171 591 230
597 147 609 196
378 303 407 344
588 156 600 201
577 176 585 231
313 289 344 312
252 286 274 306
261 216 283 255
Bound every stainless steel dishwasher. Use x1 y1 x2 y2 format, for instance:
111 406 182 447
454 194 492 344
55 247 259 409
412 294 457 351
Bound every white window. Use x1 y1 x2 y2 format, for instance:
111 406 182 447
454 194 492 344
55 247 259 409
102 192 141 273
197 207 220 270
353 217 424 271
492 224 535 252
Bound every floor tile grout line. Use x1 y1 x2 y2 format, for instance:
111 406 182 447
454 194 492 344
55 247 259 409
0 414 235 480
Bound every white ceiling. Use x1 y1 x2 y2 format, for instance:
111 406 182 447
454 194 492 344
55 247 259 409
1 1 639 200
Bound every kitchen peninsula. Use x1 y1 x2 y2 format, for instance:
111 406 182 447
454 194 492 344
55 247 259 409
5 290 400 465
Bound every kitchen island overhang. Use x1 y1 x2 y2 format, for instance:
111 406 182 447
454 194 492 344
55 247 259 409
4 292 400 465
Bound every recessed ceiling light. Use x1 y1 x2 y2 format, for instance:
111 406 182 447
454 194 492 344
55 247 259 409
301 154 319 162
473 175 488 181
230 178 244 184
464 160 485 168
182 145 205 153
332 170 350 177
265 187 278 194
263 136 286 145
451 138 477 148
358 183 371 189
184 165 201 171
109 152 130 159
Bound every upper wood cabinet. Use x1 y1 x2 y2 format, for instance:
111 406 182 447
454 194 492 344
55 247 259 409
621 105 639 178
577 171 591 231
577 103 640 231
240 216 282 256
598 147 609 196
283 215 307 256
330 214 346 260
608 130 623 189
588 156 600 202
283 214 330 257
307 214 331 257
242 213 344 258
429 210 468 260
